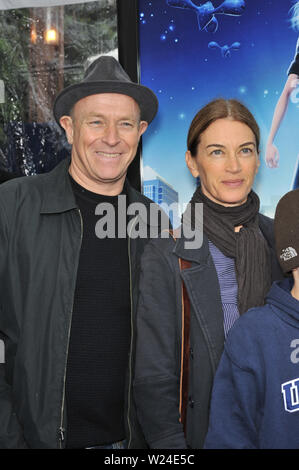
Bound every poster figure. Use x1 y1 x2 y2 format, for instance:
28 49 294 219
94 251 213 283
266 1 299 189
139 0 298 217
208 40 241 58
166 0 245 33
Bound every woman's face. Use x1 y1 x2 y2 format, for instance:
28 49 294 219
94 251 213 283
186 118 260 207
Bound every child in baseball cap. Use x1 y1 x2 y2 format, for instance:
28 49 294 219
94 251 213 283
204 189 299 449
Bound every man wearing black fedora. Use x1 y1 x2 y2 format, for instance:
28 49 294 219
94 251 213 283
0 56 160 449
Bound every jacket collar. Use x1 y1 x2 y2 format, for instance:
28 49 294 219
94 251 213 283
40 157 77 214
40 156 155 224
173 231 210 264
124 179 153 214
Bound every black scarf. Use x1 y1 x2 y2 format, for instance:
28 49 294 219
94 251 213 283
184 186 271 315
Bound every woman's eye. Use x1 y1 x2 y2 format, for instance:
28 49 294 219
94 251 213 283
240 147 253 155
211 149 223 156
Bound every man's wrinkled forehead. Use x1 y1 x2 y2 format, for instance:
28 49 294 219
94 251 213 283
70 92 142 122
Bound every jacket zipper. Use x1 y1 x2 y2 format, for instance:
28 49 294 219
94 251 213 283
59 208 83 448
126 215 138 449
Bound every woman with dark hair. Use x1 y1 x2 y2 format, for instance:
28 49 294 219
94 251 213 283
134 98 284 449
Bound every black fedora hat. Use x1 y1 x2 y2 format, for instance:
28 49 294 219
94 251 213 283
53 55 158 125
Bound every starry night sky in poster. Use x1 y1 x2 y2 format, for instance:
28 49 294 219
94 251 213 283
138 0 299 216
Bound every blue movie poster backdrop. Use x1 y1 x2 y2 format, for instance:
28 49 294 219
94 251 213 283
139 0 299 220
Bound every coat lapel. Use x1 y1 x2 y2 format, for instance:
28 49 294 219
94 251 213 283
173 235 225 371
172 214 283 373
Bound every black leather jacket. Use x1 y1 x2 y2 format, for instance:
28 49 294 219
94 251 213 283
0 157 158 449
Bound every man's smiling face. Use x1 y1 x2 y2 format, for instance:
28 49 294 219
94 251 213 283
60 93 148 195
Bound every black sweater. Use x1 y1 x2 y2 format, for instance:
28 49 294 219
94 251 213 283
65 177 130 449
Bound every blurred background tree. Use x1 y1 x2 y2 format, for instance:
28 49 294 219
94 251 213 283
0 0 117 175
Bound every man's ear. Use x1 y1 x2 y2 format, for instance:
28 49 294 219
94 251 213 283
185 150 199 178
59 116 74 145
139 120 148 137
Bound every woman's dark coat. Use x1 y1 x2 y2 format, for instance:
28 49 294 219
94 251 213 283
134 214 284 449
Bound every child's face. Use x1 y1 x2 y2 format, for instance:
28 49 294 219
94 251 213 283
292 267 299 281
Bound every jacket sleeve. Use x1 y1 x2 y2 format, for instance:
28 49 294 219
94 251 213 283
0 361 28 448
133 241 187 449
204 327 260 449
0 198 27 448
